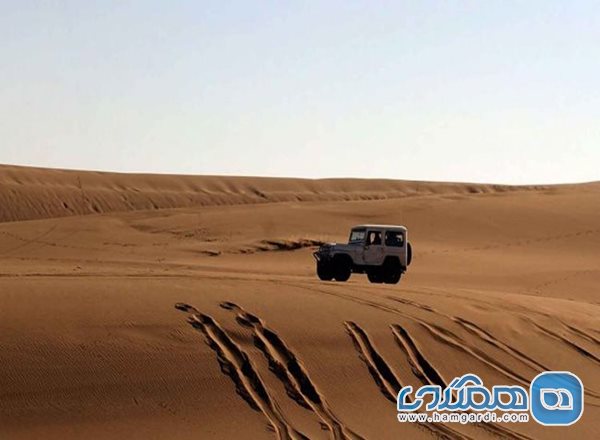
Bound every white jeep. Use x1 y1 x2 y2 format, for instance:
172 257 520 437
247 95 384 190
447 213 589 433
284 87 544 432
313 225 412 284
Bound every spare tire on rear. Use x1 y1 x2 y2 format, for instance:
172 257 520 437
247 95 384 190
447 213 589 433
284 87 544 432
407 242 412 266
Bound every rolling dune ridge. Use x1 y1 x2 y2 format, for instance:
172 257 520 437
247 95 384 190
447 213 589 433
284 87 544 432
0 165 598 439
0 164 551 223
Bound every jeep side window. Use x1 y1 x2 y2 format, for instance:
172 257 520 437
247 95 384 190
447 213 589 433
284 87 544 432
368 231 382 245
385 231 404 247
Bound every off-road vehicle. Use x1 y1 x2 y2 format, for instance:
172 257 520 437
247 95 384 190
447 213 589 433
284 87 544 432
313 225 412 284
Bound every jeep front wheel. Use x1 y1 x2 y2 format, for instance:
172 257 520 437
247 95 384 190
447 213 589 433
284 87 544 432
332 255 351 282
367 269 383 283
316 262 334 281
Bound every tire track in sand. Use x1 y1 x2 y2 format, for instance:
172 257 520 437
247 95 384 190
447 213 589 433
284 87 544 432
220 301 363 440
392 324 533 440
420 321 532 387
287 282 600 404
527 319 600 366
391 325 446 388
384 294 600 402
386 296 550 374
285 283 532 391
174 303 308 440
294 284 535 390
344 321 469 440
560 321 600 346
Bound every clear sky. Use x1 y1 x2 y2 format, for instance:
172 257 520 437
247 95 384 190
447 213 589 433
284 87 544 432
1 1 599 184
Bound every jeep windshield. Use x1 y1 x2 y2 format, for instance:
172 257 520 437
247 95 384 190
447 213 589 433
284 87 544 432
348 228 366 244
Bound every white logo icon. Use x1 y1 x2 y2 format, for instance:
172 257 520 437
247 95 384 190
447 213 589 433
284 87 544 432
540 388 573 411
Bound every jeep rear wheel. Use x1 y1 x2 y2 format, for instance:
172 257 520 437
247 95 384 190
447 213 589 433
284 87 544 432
316 262 334 281
332 255 351 282
384 271 401 284
382 258 402 284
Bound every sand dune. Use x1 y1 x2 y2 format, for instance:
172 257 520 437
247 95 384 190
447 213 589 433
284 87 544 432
0 164 551 222
0 165 599 439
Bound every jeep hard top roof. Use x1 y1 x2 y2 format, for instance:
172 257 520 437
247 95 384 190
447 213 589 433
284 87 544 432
352 224 407 232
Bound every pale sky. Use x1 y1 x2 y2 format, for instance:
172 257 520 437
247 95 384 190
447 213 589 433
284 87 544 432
1 1 599 184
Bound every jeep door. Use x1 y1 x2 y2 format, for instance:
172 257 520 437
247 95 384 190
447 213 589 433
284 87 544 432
384 229 406 266
362 230 385 265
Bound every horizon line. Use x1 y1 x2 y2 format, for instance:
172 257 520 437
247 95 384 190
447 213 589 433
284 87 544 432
1 162 598 187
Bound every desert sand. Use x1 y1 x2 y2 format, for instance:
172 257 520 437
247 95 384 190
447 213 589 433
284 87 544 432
0 164 599 439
